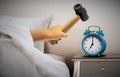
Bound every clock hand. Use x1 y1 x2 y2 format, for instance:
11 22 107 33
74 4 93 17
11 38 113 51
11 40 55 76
89 37 94 50
92 36 93 43
89 43 93 50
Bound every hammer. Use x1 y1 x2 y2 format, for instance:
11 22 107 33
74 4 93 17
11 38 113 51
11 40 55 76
50 4 89 45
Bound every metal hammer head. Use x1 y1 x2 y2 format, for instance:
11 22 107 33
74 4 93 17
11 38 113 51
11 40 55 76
74 4 89 21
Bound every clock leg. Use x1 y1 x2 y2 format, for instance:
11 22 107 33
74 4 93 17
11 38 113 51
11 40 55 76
84 53 88 57
98 54 101 57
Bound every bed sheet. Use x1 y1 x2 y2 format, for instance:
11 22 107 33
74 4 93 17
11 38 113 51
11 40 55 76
0 25 70 77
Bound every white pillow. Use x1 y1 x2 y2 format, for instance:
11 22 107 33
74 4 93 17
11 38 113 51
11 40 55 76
0 15 52 52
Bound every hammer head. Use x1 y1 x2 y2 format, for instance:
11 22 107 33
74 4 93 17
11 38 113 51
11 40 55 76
74 4 89 21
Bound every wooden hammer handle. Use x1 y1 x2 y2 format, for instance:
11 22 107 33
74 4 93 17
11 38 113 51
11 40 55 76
50 15 80 45
62 15 80 33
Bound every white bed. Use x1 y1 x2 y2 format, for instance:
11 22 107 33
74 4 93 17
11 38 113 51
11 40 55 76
0 15 70 77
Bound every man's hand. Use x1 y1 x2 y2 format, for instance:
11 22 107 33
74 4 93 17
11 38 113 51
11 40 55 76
30 25 67 41
47 25 67 40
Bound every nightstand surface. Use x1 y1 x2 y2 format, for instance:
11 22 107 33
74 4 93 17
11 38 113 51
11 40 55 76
73 53 120 59
72 53 120 61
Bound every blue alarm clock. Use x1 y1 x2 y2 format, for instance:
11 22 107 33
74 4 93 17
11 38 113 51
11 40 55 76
82 26 106 56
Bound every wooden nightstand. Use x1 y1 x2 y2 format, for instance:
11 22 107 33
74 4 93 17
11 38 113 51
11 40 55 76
72 53 120 77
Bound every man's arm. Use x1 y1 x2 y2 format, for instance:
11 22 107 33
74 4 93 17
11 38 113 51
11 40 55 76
30 25 67 41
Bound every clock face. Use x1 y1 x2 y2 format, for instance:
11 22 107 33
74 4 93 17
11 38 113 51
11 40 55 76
83 36 102 54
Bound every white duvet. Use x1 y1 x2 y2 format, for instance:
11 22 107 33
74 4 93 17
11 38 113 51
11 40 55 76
0 25 70 77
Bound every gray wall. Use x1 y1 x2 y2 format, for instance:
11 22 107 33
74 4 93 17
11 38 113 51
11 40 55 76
0 0 119 56
0 0 120 76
